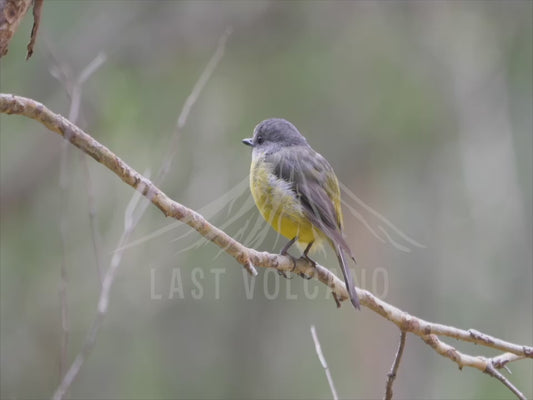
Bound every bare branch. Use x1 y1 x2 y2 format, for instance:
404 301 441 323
64 53 107 124
58 239 69 383
157 27 233 182
177 27 232 130
491 352 525 370
1 93 531 399
82 157 103 286
384 330 407 400
422 334 527 399
484 362 526 400
57 104 72 389
364 294 532 357
50 51 108 287
50 53 107 388
52 310 105 400
310 325 338 400
46 29 232 400
26 0 43 59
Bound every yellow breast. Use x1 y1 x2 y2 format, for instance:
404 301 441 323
249 156 326 251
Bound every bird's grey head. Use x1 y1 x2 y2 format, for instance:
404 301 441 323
242 118 308 153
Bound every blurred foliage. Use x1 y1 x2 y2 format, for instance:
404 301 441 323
1 1 532 399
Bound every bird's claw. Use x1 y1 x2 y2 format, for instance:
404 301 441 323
300 254 316 268
277 270 293 279
297 271 313 280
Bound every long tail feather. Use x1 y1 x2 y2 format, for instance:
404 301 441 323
336 245 360 310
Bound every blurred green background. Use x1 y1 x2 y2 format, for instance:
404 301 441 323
1 1 532 399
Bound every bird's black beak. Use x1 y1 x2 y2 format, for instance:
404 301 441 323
242 138 254 147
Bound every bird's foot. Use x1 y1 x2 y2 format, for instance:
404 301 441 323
277 269 293 279
297 271 313 280
296 255 315 280
300 241 317 268
280 237 297 256
300 253 316 268
279 237 298 275
297 241 316 279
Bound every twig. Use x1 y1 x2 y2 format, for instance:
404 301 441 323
157 27 233 182
57 97 71 388
82 156 103 286
50 51 107 285
26 0 43 59
45 29 231 400
50 53 107 387
58 232 68 383
421 334 527 399
491 352 525 370
70 52 107 283
1 93 532 399
384 330 407 400
310 325 338 400
52 308 105 400
54 178 152 400
66 53 107 123
484 362 526 400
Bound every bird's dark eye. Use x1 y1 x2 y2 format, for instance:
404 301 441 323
256 135 264 145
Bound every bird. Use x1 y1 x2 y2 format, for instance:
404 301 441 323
242 118 360 309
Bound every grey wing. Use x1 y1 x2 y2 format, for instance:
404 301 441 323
270 146 354 258
271 146 360 309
